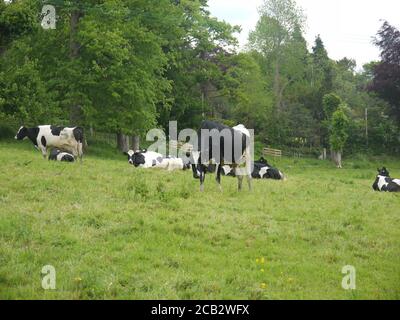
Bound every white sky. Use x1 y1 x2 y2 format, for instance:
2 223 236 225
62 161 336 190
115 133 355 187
207 0 400 68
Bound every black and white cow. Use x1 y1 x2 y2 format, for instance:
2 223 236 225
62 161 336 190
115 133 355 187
252 157 285 180
15 125 84 161
220 157 285 180
125 149 190 171
125 149 164 168
190 121 252 192
48 149 75 162
372 167 400 192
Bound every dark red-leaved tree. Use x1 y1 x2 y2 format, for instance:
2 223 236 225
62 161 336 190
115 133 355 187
369 21 400 124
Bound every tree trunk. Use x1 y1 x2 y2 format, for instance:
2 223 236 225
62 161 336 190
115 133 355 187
69 9 83 125
131 136 140 151
117 133 129 152
332 151 342 168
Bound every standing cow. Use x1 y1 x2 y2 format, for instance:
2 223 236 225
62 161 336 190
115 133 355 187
15 125 84 162
190 121 252 192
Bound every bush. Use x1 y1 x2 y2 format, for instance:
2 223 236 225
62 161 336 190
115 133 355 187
0 122 16 140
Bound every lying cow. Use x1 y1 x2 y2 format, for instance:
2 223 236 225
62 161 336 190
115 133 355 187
372 167 400 192
48 149 75 162
221 157 285 180
125 149 190 171
125 149 164 168
15 125 84 161
190 121 252 192
252 157 285 180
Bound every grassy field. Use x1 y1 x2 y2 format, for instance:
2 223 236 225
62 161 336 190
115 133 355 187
0 140 399 300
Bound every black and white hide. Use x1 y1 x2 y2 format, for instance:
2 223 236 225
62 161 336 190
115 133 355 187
220 157 285 180
372 167 400 192
48 149 75 162
252 157 285 180
15 125 84 161
125 150 190 171
190 121 252 192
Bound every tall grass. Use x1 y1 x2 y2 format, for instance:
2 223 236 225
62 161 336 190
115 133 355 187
0 140 399 299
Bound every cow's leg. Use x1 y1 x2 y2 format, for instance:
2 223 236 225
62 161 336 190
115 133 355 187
246 174 252 191
216 164 223 192
233 166 243 191
199 165 206 192
246 161 252 191
78 143 83 164
237 174 244 191
40 146 47 159
71 147 79 163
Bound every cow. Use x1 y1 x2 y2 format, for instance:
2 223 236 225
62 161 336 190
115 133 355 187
189 121 252 192
15 125 84 162
372 167 400 192
162 156 191 171
252 157 285 180
48 149 75 162
125 149 164 168
125 149 190 171
220 157 285 180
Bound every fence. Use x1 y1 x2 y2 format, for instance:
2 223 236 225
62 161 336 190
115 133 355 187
263 147 282 157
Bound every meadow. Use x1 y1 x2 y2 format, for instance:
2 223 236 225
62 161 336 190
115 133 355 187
0 139 399 300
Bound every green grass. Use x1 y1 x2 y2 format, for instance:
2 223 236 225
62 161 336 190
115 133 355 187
0 140 399 300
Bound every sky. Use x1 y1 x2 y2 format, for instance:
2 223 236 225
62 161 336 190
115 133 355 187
207 0 400 68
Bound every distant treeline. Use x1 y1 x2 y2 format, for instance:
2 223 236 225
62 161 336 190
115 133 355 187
0 0 399 156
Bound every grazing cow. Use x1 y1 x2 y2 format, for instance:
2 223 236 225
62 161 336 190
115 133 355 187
372 167 400 192
48 149 75 162
125 150 190 171
15 125 84 161
252 157 285 180
190 121 252 192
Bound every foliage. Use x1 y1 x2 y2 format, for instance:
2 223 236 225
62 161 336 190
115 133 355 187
0 1 398 156
369 21 400 124
330 105 349 152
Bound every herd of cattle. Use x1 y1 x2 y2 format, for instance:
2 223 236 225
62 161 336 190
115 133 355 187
14 121 400 192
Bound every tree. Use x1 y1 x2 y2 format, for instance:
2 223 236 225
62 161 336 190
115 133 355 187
248 0 306 112
323 93 342 120
369 21 400 125
329 105 349 168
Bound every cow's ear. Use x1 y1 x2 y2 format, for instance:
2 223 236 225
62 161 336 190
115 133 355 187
142 149 147 153
123 151 129 156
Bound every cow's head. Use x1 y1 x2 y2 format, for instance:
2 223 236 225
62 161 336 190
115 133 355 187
124 149 147 167
15 126 28 140
377 167 390 177
257 157 269 165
